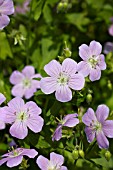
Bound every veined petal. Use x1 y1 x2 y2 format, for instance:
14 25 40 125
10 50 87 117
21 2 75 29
7 156 23 168
44 60 61 77
85 126 95 143
0 93 6 105
24 88 36 99
96 104 109 123
79 44 90 60
63 114 79 127
82 108 97 126
40 77 57 94
36 155 49 170
98 54 106 70
2 106 16 124
0 0 14 15
77 61 90 77
96 130 109 149
0 15 10 30
89 67 101 81
25 101 42 115
22 66 35 78
21 149 38 158
62 58 77 75
9 121 28 139
31 73 42 79
8 97 25 113
102 120 113 138
27 115 44 133
0 157 10 166
89 40 102 56
68 73 85 90
11 84 25 98
55 85 72 102
52 125 62 141
50 152 64 167
10 71 24 85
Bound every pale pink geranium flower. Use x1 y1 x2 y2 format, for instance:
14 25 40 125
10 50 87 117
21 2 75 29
0 0 14 30
15 0 31 15
0 148 38 168
77 40 106 81
3 97 44 139
37 152 67 170
40 58 85 102
10 65 41 99
0 93 6 130
82 104 113 149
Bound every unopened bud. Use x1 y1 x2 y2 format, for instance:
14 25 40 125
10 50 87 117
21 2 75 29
86 94 92 103
79 150 85 158
72 150 79 160
105 150 111 161
63 48 72 57
108 80 112 90
63 2 68 9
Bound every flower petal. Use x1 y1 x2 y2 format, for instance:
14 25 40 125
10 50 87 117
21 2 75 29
9 121 28 139
0 157 10 166
63 114 79 127
8 97 25 113
82 108 97 126
11 84 25 98
36 155 49 170
77 61 90 77
108 24 113 36
89 40 102 56
27 115 44 133
68 73 85 90
50 152 64 167
96 104 109 123
25 101 42 115
2 106 16 124
40 77 57 94
44 60 61 77
102 120 113 138
22 66 35 78
96 131 109 149
89 67 101 81
0 93 6 105
21 149 38 158
98 54 106 70
79 44 90 60
7 156 23 168
55 85 72 102
104 42 113 54
85 126 95 143
60 166 68 170
10 71 24 85
0 0 14 15
62 58 77 74
0 120 5 130
0 14 10 30
52 125 62 141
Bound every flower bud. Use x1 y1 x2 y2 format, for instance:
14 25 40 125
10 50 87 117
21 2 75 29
63 48 72 57
86 94 92 103
79 150 85 158
57 2 63 12
72 150 79 160
107 80 112 90
105 150 111 161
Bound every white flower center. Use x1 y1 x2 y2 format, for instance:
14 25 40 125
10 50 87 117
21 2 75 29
88 56 98 69
57 72 69 86
48 162 60 170
90 120 102 132
17 111 28 121
22 78 31 88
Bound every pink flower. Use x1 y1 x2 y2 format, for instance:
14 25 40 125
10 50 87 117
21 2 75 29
0 0 14 30
40 58 85 102
0 148 38 168
3 97 44 139
52 113 79 141
77 40 106 81
0 93 6 130
37 152 67 170
10 65 41 99
108 24 113 36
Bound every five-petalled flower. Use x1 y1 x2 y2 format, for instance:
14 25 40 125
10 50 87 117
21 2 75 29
3 97 44 139
52 113 79 141
0 148 38 168
10 65 41 99
40 58 85 102
0 0 14 30
77 40 106 81
82 104 113 149
36 152 68 170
